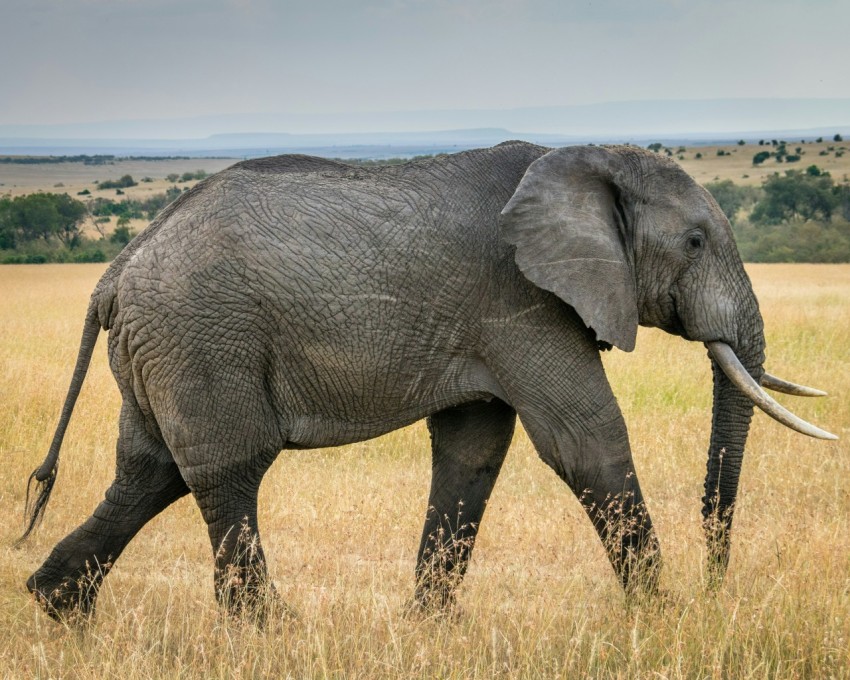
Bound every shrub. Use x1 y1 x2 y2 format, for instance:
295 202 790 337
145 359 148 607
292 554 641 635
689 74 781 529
110 225 135 246
704 179 760 226
97 175 136 190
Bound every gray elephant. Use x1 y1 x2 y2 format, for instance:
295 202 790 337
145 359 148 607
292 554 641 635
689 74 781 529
22 142 835 620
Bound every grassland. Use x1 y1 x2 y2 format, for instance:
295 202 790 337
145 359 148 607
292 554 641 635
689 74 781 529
2 140 849 248
1 263 848 678
674 140 850 187
0 158 237 239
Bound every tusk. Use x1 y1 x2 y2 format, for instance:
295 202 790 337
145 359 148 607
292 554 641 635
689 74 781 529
761 373 827 397
707 342 838 441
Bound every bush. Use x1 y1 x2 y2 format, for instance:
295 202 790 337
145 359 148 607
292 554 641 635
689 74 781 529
179 170 208 182
97 175 137 190
110 224 135 246
734 217 850 262
752 151 771 165
705 180 759 225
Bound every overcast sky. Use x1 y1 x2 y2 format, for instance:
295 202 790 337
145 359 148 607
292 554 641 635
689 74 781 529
2 0 849 128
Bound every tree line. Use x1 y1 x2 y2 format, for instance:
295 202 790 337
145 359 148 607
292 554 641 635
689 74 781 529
705 166 850 262
0 155 193 165
3 162 850 264
0 186 186 263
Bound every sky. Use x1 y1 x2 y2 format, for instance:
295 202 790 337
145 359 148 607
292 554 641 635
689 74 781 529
2 0 850 130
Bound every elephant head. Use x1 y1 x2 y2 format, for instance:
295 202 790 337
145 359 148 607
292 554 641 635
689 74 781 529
500 145 835 581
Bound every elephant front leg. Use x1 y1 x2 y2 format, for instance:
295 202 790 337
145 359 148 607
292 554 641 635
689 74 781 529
574 451 660 597
414 399 516 612
489 318 661 598
523 410 661 598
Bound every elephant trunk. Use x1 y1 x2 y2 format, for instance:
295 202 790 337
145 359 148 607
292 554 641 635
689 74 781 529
700 292 766 583
700 303 836 583
702 355 758 583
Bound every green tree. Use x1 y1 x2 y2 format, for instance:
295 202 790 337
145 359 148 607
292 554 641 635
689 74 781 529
705 179 747 225
834 184 850 221
51 192 87 246
752 151 771 165
750 170 838 225
110 223 135 246
0 197 14 248
0 193 87 246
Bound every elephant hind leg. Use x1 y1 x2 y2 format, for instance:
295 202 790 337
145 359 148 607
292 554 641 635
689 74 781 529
183 468 277 618
414 398 516 611
166 422 284 618
27 399 189 621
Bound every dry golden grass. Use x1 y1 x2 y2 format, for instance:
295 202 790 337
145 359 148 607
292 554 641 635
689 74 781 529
1 263 848 678
0 158 236 198
674 141 850 187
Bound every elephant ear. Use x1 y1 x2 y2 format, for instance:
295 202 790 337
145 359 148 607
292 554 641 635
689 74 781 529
500 146 639 352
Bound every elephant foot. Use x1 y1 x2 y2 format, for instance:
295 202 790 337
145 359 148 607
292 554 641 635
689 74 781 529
405 580 464 621
215 568 300 627
26 562 105 625
403 596 464 623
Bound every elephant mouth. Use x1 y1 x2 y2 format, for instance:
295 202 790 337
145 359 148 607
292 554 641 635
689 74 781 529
663 292 691 340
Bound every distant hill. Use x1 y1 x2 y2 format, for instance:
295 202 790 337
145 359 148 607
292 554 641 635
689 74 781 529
1 99 849 158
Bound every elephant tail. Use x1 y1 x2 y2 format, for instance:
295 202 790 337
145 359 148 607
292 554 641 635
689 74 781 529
18 302 102 544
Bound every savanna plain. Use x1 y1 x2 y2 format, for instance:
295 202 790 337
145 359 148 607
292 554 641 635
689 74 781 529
1 262 848 678
1 145 850 677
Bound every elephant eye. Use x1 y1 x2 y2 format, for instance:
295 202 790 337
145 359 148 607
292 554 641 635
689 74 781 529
686 232 705 256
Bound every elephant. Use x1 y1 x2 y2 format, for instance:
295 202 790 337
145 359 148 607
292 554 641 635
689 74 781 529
21 142 836 620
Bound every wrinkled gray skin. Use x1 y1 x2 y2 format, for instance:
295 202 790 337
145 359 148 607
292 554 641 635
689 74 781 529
25 142 763 619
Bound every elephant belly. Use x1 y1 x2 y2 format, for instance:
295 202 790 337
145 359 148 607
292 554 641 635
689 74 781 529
271 351 505 448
